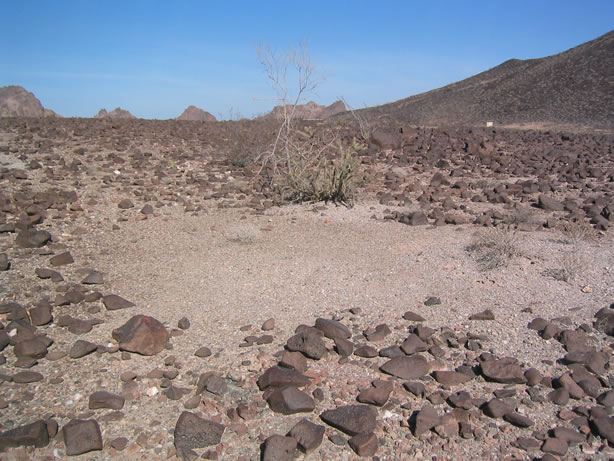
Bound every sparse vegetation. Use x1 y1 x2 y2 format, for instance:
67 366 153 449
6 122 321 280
544 249 586 282
225 223 261 244
467 226 522 271
505 206 538 227
340 96 372 142
280 142 360 206
253 42 361 206
559 219 596 245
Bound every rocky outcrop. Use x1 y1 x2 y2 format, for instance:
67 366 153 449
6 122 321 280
264 100 346 120
176 105 216 121
0 86 59 118
94 107 136 119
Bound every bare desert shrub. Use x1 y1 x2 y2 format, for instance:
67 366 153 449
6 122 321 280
340 97 372 142
254 42 361 206
225 223 260 244
467 227 522 271
505 207 538 227
280 142 360 206
559 219 596 245
545 249 586 282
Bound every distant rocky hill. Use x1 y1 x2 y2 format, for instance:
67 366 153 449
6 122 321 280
0 86 59 118
95 108 136 119
176 105 216 121
262 100 346 120
358 30 614 129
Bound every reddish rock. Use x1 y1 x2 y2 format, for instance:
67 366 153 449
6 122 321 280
112 315 169 356
348 432 378 456
258 366 310 390
357 379 393 406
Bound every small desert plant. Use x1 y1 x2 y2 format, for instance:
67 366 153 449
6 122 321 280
340 96 372 142
280 142 360 206
559 219 596 245
467 226 522 271
545 249 586 282
225 223 260 244
505 207 538 227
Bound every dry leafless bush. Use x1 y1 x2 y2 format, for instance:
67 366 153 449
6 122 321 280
505 207 538 227
542 247 587 282
467 226 522 271
559 219 597 245
225 223 261 244
280 141 360 206
340 97 372 142
254 42 361 206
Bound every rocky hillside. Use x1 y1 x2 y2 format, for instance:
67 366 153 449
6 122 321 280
0 86 58 118
176 105 216 122
263 100 346 120
359 30 614 129
95 108 136 119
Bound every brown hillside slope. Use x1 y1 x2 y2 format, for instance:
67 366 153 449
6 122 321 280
359 30 614 129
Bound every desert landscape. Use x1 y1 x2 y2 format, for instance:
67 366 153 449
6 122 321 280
0 28 613 461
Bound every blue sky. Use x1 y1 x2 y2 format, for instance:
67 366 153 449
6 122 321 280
1 1 612 119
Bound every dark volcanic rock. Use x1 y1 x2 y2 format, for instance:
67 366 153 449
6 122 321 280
103 294 135 310
112 315 169 355
258 366 310 390
413 404 441 437
380 355 429 380
261 435 297 461
12 371 44 383
35 267 63 282
81 271 104 285
267 386 315 415
29 304 53 326
288 418 325 453
286 330 327 360
62 419 103 456
357 379 393 406
0 420 49 450
174 411 225 450
70 340 98 359
469 309 495 320
13 338 48 359
538 195 564 212
348 432 378 457
314 318 351 340
400 334 428 354
15 229 51 248
49 251 74 266
88 391 125 410
320 405 377 436
0 253 8 271
432 370 472 386
403 311 426 322
480 358 526 384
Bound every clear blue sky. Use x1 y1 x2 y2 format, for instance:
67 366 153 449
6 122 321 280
1 1 612 119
